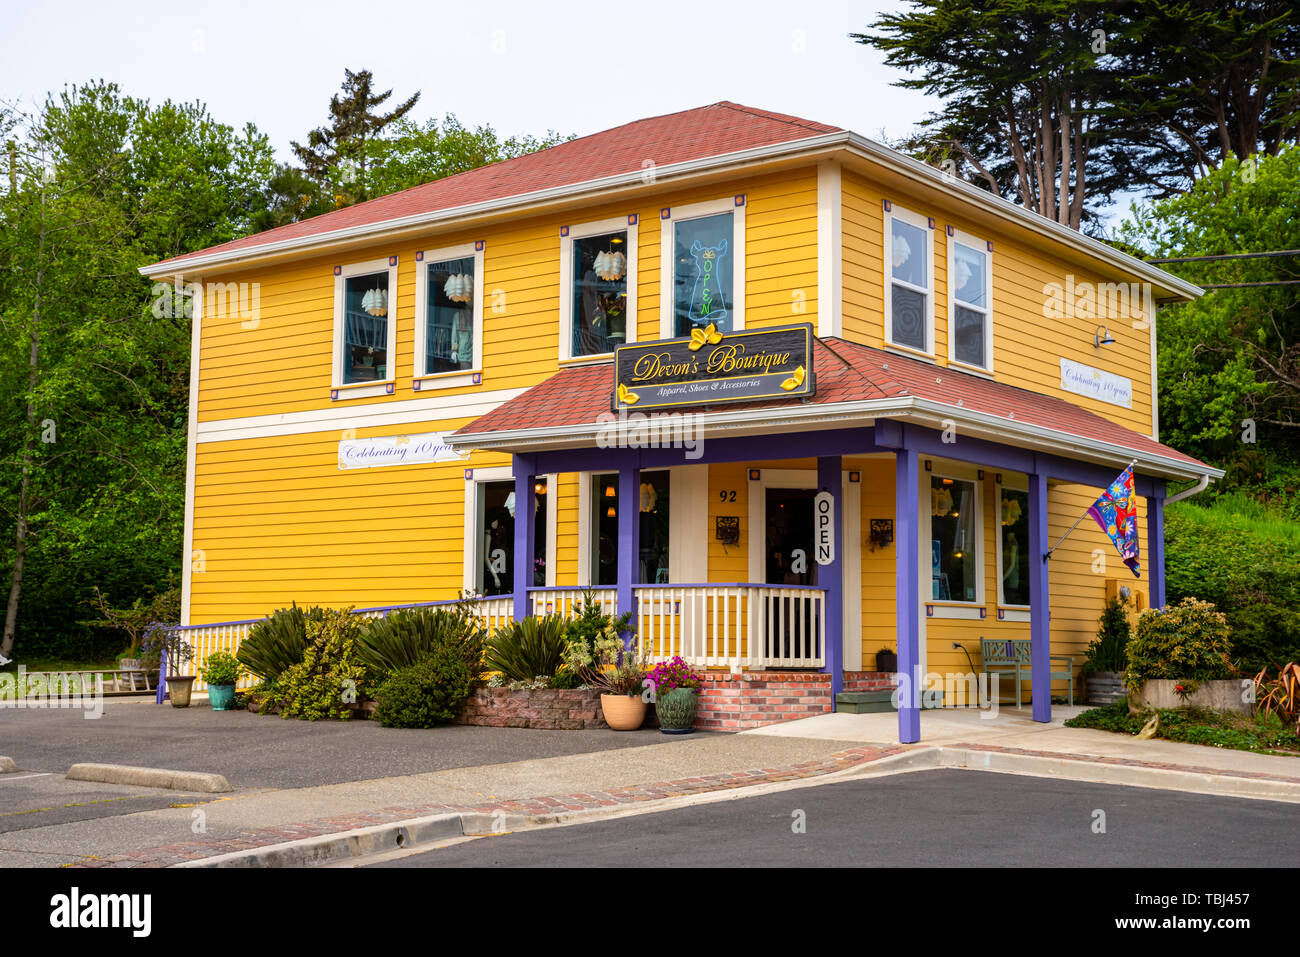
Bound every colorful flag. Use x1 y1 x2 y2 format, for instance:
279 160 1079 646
1087 466 1141 577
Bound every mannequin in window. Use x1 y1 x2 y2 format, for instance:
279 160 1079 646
450 310 473 369
1002 531 1020 591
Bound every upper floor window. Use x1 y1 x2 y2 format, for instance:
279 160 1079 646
660 197 745 339
560 216 637 360
949 230 993 371
333 256 399 397
414 242 484 383
884 204 933 355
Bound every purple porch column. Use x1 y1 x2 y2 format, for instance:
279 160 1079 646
512 454 537 622
616 461 640 645
894 445 920 743
1027 470 1051 723
1147 487 1166 609
817 456 844 701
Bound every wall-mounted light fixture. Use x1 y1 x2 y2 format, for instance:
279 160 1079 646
1094 325 1116 347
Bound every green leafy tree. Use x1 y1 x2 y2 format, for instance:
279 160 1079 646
1119 147 1300 458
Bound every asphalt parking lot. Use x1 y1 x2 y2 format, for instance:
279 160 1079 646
0 697 662 790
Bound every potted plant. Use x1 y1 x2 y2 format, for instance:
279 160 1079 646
1124 598 1241 713
200 651 242 711
647 656 704 734
143 621 195 707
1083 593 1130 705
876 647 898 673
561 596 646 731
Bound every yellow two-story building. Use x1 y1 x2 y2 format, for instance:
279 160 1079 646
141 102 1220 740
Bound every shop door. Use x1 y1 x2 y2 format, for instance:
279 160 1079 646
764 487 822 664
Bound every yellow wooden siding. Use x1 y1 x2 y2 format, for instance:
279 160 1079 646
840 169 1155 438
196 170 818 424
707 462 749 583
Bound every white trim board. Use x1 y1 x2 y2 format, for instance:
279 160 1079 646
816 161 842 338
194 387 528 444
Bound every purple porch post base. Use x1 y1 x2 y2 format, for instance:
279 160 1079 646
817 455 844 701
512 454 537 623
616 462 640 648
894 444 921 743
1028 470 1051 723
155 648 168 704
1147 485 1166 608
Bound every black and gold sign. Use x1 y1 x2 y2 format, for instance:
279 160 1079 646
613 322 815 411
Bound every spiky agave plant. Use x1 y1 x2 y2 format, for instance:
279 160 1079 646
483 615 569 683
237 603 316 680
1254 662 1300 734
357 602 486 681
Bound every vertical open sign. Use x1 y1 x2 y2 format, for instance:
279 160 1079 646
814 490 835 566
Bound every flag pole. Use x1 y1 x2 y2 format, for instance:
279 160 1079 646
1044 459 1138 559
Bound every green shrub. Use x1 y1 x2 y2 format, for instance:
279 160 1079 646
1165 501 1300 613
1225 604 1300 676
1124 597 1235 692
238 604 319 680
357 598 485 682
373 645 472 728
199 650 242 686
547 667 582 689
1084 594 1131 673
484 615 569 681
278 607 369 720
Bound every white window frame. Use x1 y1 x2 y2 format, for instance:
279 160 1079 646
947 228 994 374
994 473 1031 612
923 463 984 616
559 215 638 362
461 468 557 594
659 196 745 340
883 203 935 358
332 256 400 399
413 241 484 388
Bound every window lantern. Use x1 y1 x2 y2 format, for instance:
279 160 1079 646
444 273 474 303
360 287 389 316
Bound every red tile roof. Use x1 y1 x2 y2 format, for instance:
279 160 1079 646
454 338 1210 472
150 102 841 269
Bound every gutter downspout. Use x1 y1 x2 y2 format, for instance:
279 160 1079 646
1164 473 1210 506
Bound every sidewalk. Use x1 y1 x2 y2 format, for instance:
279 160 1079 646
14 706 1300 868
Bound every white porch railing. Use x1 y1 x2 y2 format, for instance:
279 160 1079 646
527 586 618 619
634 583 826 670
180 596 518 692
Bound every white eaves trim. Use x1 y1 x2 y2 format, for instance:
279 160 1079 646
446 395 1222 483
138 128 1203 303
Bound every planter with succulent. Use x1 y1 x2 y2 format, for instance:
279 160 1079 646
561 590 644 730
646 656 704 734
199 651 243 711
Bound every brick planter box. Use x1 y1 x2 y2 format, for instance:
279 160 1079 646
456 686 612 730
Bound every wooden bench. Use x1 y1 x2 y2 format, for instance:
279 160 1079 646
979 638 1073 708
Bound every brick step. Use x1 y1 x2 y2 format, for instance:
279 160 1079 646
835 691 896 713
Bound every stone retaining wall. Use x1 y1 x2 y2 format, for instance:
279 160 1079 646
456 687 610 729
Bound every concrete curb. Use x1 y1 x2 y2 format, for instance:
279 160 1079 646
939 747 1300 803
173 812 512 868
0 756 16 773
66 763 231 793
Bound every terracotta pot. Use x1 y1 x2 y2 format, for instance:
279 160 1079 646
600 693 647 731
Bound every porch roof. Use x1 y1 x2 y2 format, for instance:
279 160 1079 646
448 337 1220 483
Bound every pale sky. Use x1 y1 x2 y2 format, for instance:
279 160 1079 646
2 0 936 154
2 0 1137 228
